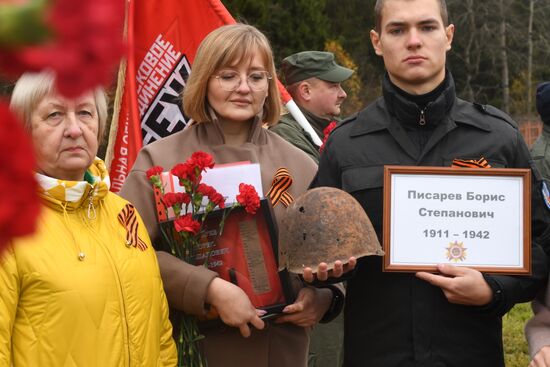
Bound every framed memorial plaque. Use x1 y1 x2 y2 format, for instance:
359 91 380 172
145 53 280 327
382 166 531 274
152 163 294 319
173 199 293 315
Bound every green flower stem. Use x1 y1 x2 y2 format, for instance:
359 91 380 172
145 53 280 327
159 222 178 257
151 171 246 367
178 314 207 367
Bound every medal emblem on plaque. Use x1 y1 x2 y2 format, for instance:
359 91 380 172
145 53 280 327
445 241 467 262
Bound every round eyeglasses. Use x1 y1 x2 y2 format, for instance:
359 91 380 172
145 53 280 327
212 70 272 92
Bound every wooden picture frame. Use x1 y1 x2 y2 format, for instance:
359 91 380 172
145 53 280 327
382 166 531 274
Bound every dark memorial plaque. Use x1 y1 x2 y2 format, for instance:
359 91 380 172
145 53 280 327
159 199 293 316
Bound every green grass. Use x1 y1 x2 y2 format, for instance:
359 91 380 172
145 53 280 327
503 302 533 366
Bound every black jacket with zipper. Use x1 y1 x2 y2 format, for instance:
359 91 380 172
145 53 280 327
311 73 550 367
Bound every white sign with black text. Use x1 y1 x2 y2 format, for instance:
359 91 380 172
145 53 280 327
383 166 531 274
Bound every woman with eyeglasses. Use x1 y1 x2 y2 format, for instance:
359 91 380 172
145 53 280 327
121 24 345 367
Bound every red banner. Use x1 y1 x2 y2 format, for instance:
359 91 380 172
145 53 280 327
106 0 236 192
106 0 307 192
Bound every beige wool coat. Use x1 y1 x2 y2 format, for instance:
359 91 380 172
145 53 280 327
120 117 319 367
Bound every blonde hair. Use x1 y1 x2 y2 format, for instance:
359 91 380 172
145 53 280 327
9 71 108 145
183 24 281 126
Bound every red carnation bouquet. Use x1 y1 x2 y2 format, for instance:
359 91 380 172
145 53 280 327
147 151 260 367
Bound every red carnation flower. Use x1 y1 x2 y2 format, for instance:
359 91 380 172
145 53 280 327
197 183 225 209
171 162 192 181
197 183 216 197
46 0 125 97
210 192 225 209
162 192 190 208
0 101 40 253
174 214 201 235
181 151 214 186
189 151 215 172
179 192 191 205
162 192 180 208
236 183 260 215
146 166 163 180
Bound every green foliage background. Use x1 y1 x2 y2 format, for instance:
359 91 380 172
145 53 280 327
504 303 532 366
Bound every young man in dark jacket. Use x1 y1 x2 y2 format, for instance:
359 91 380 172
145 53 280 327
311 0 550 366
270 51 353 163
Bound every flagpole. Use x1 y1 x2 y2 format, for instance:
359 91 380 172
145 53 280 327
277 80 323 146
104 0 131 170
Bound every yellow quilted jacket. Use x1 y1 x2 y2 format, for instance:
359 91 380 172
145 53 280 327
0 159 176 366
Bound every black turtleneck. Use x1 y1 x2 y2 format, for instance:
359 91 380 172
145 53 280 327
382 72 456 153
393 73 449 110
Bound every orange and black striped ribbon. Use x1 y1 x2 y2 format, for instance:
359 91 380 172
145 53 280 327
451 157 491 169
267 167 294 207
117 204 148 251
153 185 167 222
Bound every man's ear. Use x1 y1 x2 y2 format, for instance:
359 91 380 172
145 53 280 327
298 81 312 101
370 29 383 56
445 24 455 51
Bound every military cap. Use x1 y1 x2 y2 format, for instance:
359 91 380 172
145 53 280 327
281 51 354 85
536 82 550 125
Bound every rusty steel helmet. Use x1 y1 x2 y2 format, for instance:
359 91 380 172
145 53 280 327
279 187 384 274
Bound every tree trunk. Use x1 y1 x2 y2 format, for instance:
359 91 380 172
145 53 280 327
527 0 535 116
464 0 475 101
499 0 510 114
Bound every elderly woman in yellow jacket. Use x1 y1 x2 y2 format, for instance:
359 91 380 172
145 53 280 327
0 71 177 366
